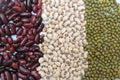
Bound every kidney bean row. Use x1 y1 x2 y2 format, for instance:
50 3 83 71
0 0 44 80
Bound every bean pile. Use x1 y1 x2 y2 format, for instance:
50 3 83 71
37 0 88 80
0 0 44 80
83 0 120 80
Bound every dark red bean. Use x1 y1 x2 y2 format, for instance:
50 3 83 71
30 16 36 24
31 70 41 80
26 0 32 12
15 22 23 27
21 18 30 23
7 37 13 44
12 44 19 48
35 17 42 27
19 66 30 74
1 5 7 13
13 6 22 12
38 0 42 8
36 9 42 17
32 0 38 4
21 2 26 12
1 73 6 80
5 9 13 15
0 27 5 36
9 23 16 34
32 6 38 12
8 13 19 20
37 23 44 33
27 35 34 40
34 51 43 57
12 62 19 69
18 73 27 80
28 30 33 35
21 28 27 36
17 47 29 52
4 25 11 36
20 12 31 17
0 55 3 66
12 74 18 80
19 59 27 64
26 62 34 67
0 13 8 24
1 37 7 43
3 60 12 66
6 44 10 50
20 37 28 46
24 23 34 28
25 41 34 47
3 52 10 60
31 63 39 70
5 71 12 80
8 2 15 8
9 46 15 53
35 34 40 43
40 35 44 43
17 28 23 35
29 46 40 51
17 35 24 39
13 16 21 22
0 47 6 52
32 28 37 35
14 0 21 7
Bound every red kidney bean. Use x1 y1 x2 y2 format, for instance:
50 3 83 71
17 35 24 39
17 47 29 52
21 28 27 36
21 18 30 23
19 66 30 74
9 23 16 34
9 46 15 53
8 2 15 8
19 59 27 64
35 34 40 43
30 16 36 24
21 2 26 12
40 35 44 43
20 12 31 17
36 9 42 17
6 44 10 50
26 62 34 67
8 13 19 20
24 23 34 28
3 60 12 66
33 6 38 12
14 0 21 7
18 72 27 80
12 44 19 48
37 23 44 33
0 13 8 24
0 27 5 36
4 26 11 36
0 55 3 66
31 70 41 79
13 6 22 12
31 63 39 70
35 17 42 27
5 71 12 80
3 52 10 60
13 16 21 23
38 0 42 8
32 28 37 35
12 73 18 80
1 37 7 43
28 30 33 35
32 0 38 4
34 51 43 57
17 28 23 35
1 73 6 80
15 22 23 27
20 37 28 46
5 9 13 15
27 35 34 40
25 41 34 47
29 46 40 51
12 62 18 69
7 37 13 44
26 0 32 12
0 47 6 52
1 5 7 13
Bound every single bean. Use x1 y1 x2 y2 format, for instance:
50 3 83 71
18 72 27 80
35 17 42 27
27 35 34 40
15 22 23 27
37 23 44 33
25 41 34 47
5 9 13 15
0 13 8 24
3 60 12 66
1 73 6 80
1 37 7 43
8 2 15 8
19 59 27 64
17 47 29 52
6 44 10 50
14 0 21 6
26 0 32 12
20 12 31 17
21 18 30 23
13 16 21 23
9 46 15 53
20 37 28 46
32 6 38 12
17 28 23 35
21 2 26 12
9 23 16 34
4 25 11 36
31 70 41 80
28 30 33 35
5 71 12 80
3 52 10 60
12 73 18 80
32 28 37 35
31 63 40 70
5 67 16 72
22 28 27 36
7 37 13 44
24 23 34 28
36 9 42 17
8 13 19 20
0 27 5 36
30 16 36 24
35 34 40 43
19 66 30 74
